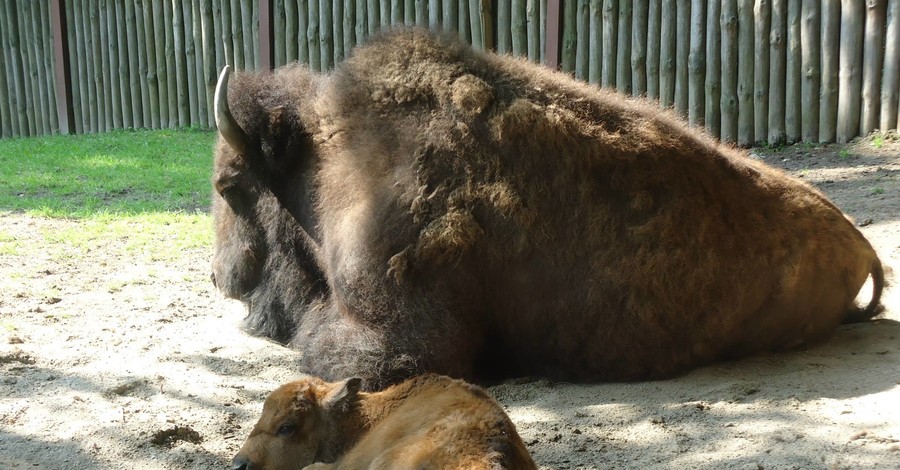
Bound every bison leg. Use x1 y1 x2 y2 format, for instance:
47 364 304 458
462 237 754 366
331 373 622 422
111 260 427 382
291 301 483 390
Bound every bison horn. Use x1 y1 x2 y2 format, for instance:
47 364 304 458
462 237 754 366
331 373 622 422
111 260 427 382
214 66 251 155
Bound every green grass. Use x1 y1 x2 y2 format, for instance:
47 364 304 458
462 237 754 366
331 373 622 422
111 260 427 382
0 129 217 260
0 128 214 216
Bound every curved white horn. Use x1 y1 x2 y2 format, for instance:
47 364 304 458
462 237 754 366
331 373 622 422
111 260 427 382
214 66 251 155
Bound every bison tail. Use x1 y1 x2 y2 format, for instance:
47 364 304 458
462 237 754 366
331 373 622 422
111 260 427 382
843 256 885 324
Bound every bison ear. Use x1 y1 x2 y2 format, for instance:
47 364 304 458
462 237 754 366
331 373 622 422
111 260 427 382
322 377 363 411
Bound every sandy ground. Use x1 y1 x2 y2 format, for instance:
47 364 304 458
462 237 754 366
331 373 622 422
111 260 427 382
1 136 898 469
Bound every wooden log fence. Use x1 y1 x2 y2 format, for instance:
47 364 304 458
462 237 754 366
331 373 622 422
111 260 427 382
1 0 898 145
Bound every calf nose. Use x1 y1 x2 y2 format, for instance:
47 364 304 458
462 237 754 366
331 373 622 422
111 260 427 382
231 455 253 470
232 455 250 470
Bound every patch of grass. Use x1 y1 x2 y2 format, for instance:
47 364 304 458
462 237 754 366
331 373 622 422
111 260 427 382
871 187 885 195
1 129 218 260
871 134 885 149
839 149 853 159
0 129 215 217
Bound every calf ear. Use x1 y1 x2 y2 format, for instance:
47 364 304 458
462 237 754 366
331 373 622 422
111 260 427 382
322 377 363 410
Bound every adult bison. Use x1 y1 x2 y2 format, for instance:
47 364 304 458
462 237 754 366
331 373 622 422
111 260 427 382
211 29 883 389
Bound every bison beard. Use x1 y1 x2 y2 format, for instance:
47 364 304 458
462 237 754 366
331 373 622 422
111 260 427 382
211 29 884 390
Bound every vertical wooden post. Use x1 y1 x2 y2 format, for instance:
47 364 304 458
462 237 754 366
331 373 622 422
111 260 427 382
259 0 274 70
51 0 75 134
544 0 562 70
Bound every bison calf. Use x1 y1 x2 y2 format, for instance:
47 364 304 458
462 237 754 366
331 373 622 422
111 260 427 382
233 374 536 470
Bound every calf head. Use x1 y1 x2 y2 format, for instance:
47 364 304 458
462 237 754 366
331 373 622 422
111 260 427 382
233 377 363 470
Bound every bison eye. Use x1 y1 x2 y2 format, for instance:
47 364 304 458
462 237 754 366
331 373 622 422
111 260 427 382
277 422 297 437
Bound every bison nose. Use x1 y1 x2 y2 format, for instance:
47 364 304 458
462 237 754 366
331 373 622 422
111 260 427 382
232 455 250 470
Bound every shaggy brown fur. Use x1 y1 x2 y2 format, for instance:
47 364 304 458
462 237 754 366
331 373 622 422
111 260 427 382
232 374 537 470
212 28 884 389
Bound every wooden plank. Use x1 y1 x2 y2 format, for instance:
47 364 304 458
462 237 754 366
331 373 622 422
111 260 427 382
298 0 309 64
320 0 334 69
688 0 705 126
785 0 801 141
737 0 754 145
7 1 29 133
575 0 589 79
393 0 404 26
380 0 389 29
720 0 738 142
39 0 60 132
114 0 134 128
561 0 576 71
201 0 216 127
540 0 547 63
212 0 224 75
172 0 188 125
135 0 154 128
459 0 470 43
32 0 55 134
407 0 415 25
20 1 39 134
229 0 244 69
344 0 355 54
251 0 260 69
480 0 494 50
659 0 675 107
527 0 539 60
860 0 886 136
273 0 285 65
544 0 561 69
333 0 343 63
181 0 198 124
308 0 320 70
882 0 900 132
768 0 786 145
259 0 275 70
286 0 298 61
800 0 820 142
356 0 366 44
589 0 602 83
2 3 19 135
646 0 660 99
51 0 75 135
142 0 159 129
193 0 210 125
0 9 12 137
616 0 632 94
674 0 689 115
367 0 380 36
443 0 458 32
705 0 721 137
240 0 254 69
469 0 484 50
27 0 51 134
105 0 122 128
512 0 527 56
416 0 428 28
837 0 864 143
125 0 143 128
819 0 839 141
429 0 440 28
631 0 648 96
498 0 511 53
753 0 769 142
155 0 174 127
601 0 617 88
101 0 116 129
